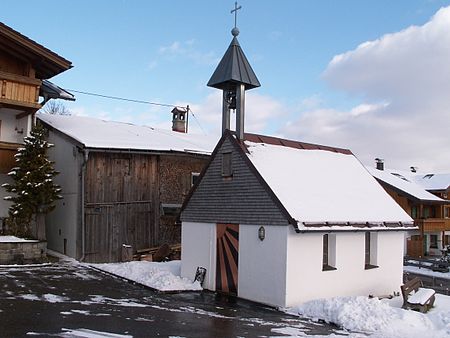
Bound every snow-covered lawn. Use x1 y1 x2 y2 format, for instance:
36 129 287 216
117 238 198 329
286 294 450 337
89 260 202 292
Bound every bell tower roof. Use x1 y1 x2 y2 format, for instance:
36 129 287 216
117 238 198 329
207 35 260 91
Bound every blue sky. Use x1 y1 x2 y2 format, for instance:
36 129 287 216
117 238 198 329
2 1 450 170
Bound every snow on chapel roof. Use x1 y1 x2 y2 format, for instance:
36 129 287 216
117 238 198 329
37 113 216 155
243 135 413 229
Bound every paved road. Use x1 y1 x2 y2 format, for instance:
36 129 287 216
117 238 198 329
0 262 351 338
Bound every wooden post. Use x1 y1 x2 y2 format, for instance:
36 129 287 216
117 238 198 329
121 244 133 262
32 212 46 241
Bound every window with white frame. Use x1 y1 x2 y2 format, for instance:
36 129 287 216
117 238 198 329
364 232 378 269
430 234 438 249
322 234 337 271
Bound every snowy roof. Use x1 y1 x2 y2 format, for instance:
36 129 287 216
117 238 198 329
40 80 75 101
367 167 444 203
415 173 450 191
37 113 217 155
244 139 414 228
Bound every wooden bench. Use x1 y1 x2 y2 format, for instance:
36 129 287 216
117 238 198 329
401 277 436 313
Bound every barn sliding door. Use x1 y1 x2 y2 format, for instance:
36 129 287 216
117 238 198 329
216 223 239 295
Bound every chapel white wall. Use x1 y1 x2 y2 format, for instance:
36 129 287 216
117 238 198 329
285 229 405 307
181 222 216 290
238 224 288 307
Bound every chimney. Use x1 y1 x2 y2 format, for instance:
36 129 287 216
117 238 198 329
171 107 187 133
375 158 384 171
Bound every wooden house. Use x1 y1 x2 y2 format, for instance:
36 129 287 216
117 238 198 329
37 113 215 263
416 173 450 246
368 166 448 257
0 22 73 225
180 25 414 308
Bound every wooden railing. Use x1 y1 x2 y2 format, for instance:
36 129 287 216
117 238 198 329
0 70 41 109
415 218 446 232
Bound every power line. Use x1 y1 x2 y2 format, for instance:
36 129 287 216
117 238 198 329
67 88 208 134
188 108 207 135
66 89 186 109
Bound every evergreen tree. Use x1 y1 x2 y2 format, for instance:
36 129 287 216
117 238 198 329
2 123 61 238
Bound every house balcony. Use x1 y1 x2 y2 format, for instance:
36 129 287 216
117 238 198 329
415 218 447 233
0 70 41 111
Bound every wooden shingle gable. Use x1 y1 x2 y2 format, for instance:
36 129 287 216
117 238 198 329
180 130 296 227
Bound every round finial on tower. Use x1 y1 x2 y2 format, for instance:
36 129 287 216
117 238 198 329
231 27 240 37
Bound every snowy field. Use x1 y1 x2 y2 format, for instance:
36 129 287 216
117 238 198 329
89 260 202 292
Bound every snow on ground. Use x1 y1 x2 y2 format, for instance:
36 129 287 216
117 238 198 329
89 260 202 292
286 294 450 337
0 235 37 242
404 265 450 279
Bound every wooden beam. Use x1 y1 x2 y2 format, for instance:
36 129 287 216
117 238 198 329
0 97 40 111
0 70 41 85
0 141 22 150
15 110 32 119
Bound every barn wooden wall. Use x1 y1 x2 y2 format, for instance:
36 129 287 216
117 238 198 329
84 151 208 263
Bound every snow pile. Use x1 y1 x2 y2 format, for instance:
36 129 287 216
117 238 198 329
0 236 37 243
287 295 450 337
90 260 202 292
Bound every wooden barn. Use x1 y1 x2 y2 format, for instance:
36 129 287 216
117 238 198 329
37 112 215 263
0 22 73 225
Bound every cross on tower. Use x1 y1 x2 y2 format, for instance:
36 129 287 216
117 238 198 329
231 2 242 28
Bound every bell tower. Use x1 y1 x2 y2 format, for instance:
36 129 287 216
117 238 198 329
207 2 260 140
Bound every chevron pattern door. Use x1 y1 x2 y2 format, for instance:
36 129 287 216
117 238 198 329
216 223 239 295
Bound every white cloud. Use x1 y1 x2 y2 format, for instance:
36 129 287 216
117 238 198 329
158 40 218 66
187 91 287 137
281 6 450 172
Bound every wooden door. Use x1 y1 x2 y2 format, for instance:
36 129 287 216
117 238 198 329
85 202 152 263
216 223 239 294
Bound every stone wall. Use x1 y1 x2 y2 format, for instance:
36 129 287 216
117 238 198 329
0 241 47 264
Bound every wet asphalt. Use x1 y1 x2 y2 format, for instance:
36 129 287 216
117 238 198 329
0 262 352 338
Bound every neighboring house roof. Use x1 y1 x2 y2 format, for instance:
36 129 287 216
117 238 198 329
415 173 450 192
37 113 217 155
182 131 414 231
367 167 444 203
40 80 75 102
0 22 72 79
207 36 260 90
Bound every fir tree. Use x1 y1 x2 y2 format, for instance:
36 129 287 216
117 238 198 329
2 123 62 238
